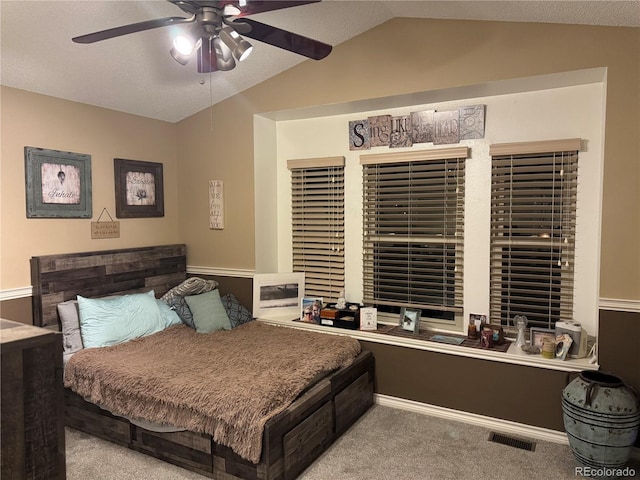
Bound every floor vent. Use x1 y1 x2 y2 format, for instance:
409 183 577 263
488 432 536 452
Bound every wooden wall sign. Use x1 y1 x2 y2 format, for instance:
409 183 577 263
209 180 224 230
91 221 120 239
91 208 120 239
348 105 485 151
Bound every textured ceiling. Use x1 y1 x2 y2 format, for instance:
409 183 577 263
1 0 639 123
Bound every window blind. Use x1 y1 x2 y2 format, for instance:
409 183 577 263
489 139 580 329
288 156 345 302
361 147 467 316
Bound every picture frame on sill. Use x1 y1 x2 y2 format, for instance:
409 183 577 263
252 272 304 320
301 297 323 325
530 327 556 349
114 158 164 218
24 146 92 218
359 307 377 331
400 307 421 334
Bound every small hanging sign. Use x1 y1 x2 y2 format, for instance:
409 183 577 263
91 208 120 239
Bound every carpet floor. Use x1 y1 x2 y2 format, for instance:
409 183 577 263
65 404 640 480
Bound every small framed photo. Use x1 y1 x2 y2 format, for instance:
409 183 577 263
555 333 574 360
24 146 92 218
301 297 323 324
114 158 164 218
530 327 555 348
400 307 421 333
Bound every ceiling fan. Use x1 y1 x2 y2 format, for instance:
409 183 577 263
72 0 332 73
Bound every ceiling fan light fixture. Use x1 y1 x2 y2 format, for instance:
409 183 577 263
219 26 253 62
173 34 195 55
222 5 242 16
213 38 235 71
170 34 195 65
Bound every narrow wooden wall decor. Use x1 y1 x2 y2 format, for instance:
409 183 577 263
208 180 224 230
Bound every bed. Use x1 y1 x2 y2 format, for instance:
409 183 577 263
31 244 375 479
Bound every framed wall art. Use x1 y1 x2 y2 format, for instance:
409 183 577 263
114 158 164 218
24 146 92 218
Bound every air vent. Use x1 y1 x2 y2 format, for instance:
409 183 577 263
488 432 536 452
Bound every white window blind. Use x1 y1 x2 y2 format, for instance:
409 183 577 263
489 139 580 329
288 156 345 302
360 147 467 318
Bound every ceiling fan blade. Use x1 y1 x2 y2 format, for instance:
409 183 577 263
222 18 252 34
241 18 331 60
72 16 194 44
234 1 321 17
167 0 200 15
197 38 220 73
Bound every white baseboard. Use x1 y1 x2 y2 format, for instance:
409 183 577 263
375 394 640 459
375 393 569 445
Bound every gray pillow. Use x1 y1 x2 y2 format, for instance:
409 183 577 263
165 295 195 329
161 277 219 303
221 293 254 328
185 290 232 333
57 300 83 354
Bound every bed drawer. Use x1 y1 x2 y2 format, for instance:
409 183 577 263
132 427 213 473
335 371 374 435
283 401 334 479
65 391 130 445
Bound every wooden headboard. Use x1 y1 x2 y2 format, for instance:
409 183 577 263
31 244 186 329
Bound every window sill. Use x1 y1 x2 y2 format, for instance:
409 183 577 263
257 315 599 373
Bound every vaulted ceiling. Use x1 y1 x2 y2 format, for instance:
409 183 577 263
2 0 638 123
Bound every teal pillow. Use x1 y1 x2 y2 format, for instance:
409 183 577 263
156 299 182 328
184 290 232 333
78 290 164 348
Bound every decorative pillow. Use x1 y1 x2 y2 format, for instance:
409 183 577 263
156 299 182 328
221 293 254 328
57 300 83 354
78 290 164 348
184 289 232 333
165 295 195 329
161 277 219 303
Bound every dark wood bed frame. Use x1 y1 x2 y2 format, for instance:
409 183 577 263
31 244 375 480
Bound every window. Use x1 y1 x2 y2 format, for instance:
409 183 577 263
288 156 345 302
361 147 468 324
489 139 580 329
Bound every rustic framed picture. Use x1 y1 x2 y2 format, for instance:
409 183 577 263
24 146 92 218
114 158 164 218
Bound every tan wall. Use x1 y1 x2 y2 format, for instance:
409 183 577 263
2 18 638 299
176 18 640 300
0 87 181 290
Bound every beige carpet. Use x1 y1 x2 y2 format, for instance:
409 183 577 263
65 404 640 480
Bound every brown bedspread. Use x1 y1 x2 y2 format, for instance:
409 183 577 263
64 322 361 463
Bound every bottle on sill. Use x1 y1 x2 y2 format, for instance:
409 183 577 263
467 323 477 339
